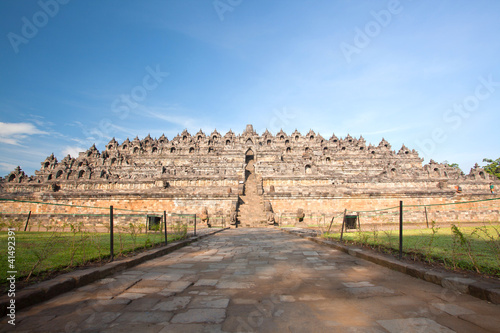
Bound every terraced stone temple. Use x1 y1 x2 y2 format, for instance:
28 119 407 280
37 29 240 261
1 124 498 227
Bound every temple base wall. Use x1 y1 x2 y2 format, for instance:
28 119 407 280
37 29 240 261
266 193 500 228
1 192 498 231
0 193 237 231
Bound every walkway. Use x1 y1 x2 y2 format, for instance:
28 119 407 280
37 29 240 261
4 229 500 332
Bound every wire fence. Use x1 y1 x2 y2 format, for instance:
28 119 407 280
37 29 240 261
290 197 500 277
0 198 226 286
1 196 498 284
277 197 500 234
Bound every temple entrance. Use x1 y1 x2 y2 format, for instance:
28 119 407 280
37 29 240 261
245 149 254 164
245 149 255 180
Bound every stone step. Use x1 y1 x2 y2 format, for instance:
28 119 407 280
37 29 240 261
239 204 264 208
238 160 267 227
238 214 266 219
238 198 263 203
239 202 264 207
237 218 266 222
239 203 265 208
239 204 264 210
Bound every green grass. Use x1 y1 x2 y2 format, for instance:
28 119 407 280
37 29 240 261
0 229 187 289
323 224 500 277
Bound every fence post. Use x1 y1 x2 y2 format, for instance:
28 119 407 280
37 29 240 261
327 216 334 234
424 206 429 228
399 201 403 260
340 209 347 241
164 211 167 245
110 205 114 262
194 214 197 236
24 211 31 231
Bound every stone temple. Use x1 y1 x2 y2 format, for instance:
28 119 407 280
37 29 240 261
1 125 498 227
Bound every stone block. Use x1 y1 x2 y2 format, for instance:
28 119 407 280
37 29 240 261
423 271 447 286
441 277 476 294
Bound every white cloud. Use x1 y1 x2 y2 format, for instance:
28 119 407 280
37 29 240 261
61 146 86 158
135 105 201 129
0 122 49 146
0 162 18 174
27 114 55 128
126 104 217 139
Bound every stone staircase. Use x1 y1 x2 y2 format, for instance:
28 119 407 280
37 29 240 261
237 160 267 227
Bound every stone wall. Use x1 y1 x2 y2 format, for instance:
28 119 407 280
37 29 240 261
267 194 500 228
1 124 499 228
0 195 235 215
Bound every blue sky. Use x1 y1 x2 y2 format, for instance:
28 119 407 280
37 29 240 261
1 0 499 176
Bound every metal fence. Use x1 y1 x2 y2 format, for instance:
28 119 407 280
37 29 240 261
0 198 223 283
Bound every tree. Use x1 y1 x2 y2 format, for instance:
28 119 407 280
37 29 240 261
483 158 500 180
443 161 460 169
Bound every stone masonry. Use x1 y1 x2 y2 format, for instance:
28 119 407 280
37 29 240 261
1 125 498 227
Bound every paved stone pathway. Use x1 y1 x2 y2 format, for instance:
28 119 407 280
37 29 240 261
4 228 500 332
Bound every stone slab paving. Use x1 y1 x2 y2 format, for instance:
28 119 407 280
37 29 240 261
2 228 500 332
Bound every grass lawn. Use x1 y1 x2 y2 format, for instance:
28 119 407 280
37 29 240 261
0 230 187 290
323 224 500 277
